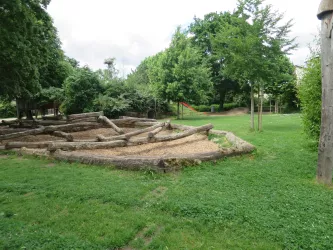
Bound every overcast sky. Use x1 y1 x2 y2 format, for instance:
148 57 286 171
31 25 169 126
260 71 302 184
48 0 321 76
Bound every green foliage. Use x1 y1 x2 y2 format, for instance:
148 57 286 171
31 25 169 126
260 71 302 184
2 115 333 249
192 103 240 112
0 100 16 118
0 0 63 99
61 67 104 115
298 56 321 140
35 87 65 107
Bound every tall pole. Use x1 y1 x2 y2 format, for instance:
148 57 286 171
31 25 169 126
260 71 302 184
317 0 333 185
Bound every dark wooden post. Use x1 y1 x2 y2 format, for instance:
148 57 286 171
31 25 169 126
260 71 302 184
317 0 333 185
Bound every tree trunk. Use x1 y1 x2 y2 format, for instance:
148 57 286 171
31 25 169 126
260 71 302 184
67 112 104 121
250 84 255 130
258 85 263 132
128 124 213 146
53 131 74 142
48 140 126 152
275 99 279 114
44 122 101 133
97 122 165 142
177 102 180 120
0 126 45 141
98 116 124 134
148 127 163 138
182 103 184 120
219 88 227 111
317 12 333 185
5 141 52 149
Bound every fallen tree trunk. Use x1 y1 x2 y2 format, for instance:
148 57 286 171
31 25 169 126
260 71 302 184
128 124 213 145
44 122 101 133
120 116 157 122
97 122 165 142
135 121 161 127
148 127 163 138
1 119 19 126
48 140 126 151
67 112 104 121
69 117 98 123
0 128 28 135
5 141 53 149
53 131 74 142
0 126 45 141
18 120 68 126
98 116 124 134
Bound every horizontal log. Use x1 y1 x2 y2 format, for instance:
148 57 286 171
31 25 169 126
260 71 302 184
0 128 28 135
135 121 161 127
5 141 53 149
0 126 45 141
67 112 104 121
1 119 19 126
97 122 165 142
128 124 214 146
44 122 101 133
53 131 74 142
48 140 126 152
98 116 124 134
120 116 157 122
69 117 98 123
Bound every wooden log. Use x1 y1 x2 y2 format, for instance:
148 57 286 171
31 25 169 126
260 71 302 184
98 116 124 134
148 127 163 138
48 140 126 152
0 126 45 141
128 124 214 146
53 131 74 142
5 141 53 149
21 120 68 126
67 112 104 121
69 117 98 123
165 120 171 130
43 122 101 133
135 121 161 127
52 150 165 172
1 119 19 126
97 122 165 142
120 116 157 122
0 128 28 135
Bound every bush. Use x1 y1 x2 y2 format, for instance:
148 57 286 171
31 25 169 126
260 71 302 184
298 56 321 140
61 67 104 115
0 100 16 118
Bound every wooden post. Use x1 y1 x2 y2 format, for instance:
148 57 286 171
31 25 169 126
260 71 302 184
317 4 333 185
182 103 184 120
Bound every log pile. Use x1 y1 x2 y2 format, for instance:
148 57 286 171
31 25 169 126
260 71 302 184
0 111 256 171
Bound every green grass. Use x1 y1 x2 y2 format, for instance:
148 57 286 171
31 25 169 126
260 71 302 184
1 114 333 249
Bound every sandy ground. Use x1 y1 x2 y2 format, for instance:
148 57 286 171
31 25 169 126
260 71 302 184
0 127 221 156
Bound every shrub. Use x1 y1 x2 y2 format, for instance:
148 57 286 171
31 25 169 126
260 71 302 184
298 56 321 140
192 103 238 112
0 100 16 118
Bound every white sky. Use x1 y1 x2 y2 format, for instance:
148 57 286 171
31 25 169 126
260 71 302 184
48 0 321 75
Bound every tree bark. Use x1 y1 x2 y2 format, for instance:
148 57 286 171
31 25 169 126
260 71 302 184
128 124 213 146
97 122 165 142
119 116 157 122
43 122 101 133
0 126 45 141
53 131 74 142
67 112 104 121
48 140 126 152
219 88 227 111
258 85 263 131
148 127 163 138
5 141 53 149
177 102 180 120
98 116 124 134
250 84 255 130
317 12 333 185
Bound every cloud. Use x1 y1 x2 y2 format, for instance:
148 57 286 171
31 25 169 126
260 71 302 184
48 0 322 74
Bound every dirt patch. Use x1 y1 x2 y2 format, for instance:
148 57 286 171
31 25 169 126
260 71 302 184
208 107 249 116
77 133 220 157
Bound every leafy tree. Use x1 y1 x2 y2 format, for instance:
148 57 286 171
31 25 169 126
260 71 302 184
61 67 104 115
159 28 213 119
213 0 296 130
0 0 63 99
189 12 240 110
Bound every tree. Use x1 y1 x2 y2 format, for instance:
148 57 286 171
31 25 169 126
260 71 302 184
61 67 104 115
213 0 296 130
159 28 213 119
189 12 240 110
0 0 63 99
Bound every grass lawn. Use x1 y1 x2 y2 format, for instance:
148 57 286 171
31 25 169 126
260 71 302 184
1 114 333 249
